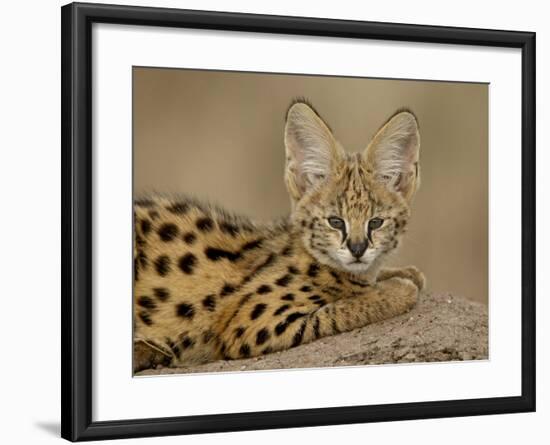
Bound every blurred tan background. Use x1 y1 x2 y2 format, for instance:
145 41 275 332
133 67 488 304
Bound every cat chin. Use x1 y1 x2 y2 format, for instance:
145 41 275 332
340 261 372 274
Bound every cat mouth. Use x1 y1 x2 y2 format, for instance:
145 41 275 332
330 251 370 270
344 259 370 269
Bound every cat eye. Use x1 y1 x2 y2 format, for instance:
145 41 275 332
368 217 384 230
327 216 345 231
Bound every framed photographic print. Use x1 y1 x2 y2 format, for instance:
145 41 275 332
61 2 536 441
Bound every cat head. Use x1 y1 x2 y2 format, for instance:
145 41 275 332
284 99 420 275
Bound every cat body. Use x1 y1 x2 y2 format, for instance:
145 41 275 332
133 100 424 371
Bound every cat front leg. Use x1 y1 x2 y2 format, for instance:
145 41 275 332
220 276 418 359
318 276 419 332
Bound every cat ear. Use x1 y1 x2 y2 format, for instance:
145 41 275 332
363 110 421 202
284 101 343 203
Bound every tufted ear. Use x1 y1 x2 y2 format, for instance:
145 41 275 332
284 101 344 206
363 110 421 202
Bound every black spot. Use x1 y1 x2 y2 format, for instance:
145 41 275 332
238 293 253 307
239 344 251 358
205 247 241 262
308 295 321 301
154 255 171 276
251 303 267 320
274 304 290 316
220 283 236 297
148 210 159 220
172 345 181 357
275 312 307 336
287 265 300 275
330 270 343 284
300 285 312 292
348 278 369 288
291 320 307 347
313 316 321 339
274 321 286 336
281 245 293 256
140 219 151 235
259 253 276 270
137 296 156 310
257 284 272 294
135 234 145 247
176 303 195 319
178 253 197 274
323 286 342 297
235 327 246 338
134 249 144 271
275 274 293 287
137 251 148 269
196 217 214 232
157 223 178 241
153 287 170 301
242 239 263 251
287 312 307 323
202 330 215 344
166 202 189 214
241 253 276 284
202 294 216 311
138 311 153 326
331 318 339 333
222 294 253 332
135 198 154 207
220 222 240 237
307 263 320 278
165 338 180 357
315 299 327 306
181 336 195 349
183 232 197 245
256 328 270 345
262 347 273 355
281 293 295 301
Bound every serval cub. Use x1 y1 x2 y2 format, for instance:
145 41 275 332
134 100 425 372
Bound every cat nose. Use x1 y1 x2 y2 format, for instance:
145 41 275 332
347 239 367 259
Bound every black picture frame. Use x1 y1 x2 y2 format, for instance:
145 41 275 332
61 2 536 441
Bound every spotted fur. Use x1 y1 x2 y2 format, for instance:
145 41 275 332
133 100 425 372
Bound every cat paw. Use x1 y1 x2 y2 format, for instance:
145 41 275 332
377 266 426 291
376 276 419 313
398 266 426 291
